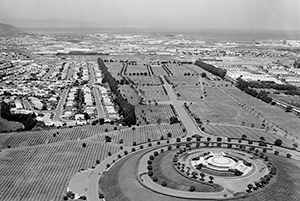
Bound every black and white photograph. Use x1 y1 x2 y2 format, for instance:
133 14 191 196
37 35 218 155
0 0 300 200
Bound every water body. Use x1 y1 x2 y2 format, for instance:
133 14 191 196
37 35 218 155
21 27 300 41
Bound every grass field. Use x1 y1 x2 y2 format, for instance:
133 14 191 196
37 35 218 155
166 76 200 86
203 124 293 147
89 123 186 146
119 85 141 105
135 104 177 125
0 141 119 201
223 87 300 137
137 86 170 102
128 76 162 86
0 124 123 149
164 64 195 76
150 65 169 76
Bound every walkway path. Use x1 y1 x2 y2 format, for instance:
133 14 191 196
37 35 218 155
160 76 208 137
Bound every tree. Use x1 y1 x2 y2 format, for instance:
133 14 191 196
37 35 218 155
162 181 167 187
82 143 86 148
247 184 254 192
83 112 89 120
191 171 198 179
200 172 205 181
105 135 111 143
209 176 214 183
170 116 179 124
167 132 172 138
274 139 283 146
285 106 292 112
241 134 247 140
189 186 196 192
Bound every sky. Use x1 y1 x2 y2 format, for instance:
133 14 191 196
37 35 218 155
0 0 299 30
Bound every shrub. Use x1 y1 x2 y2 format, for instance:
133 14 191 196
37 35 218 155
168 145 172 150
133 141 137 146
274 151 279 155
217 137 222 142
287 153 292 158
160 136 164 140
147 160 152 165
148 138 151 142
161 149 164 153
189 186 196 192
167 139 170 143
118 154 121 159
106 164 110 169
162 181 167 187
98 193 104 199
148 170 153 176
187 137 191 142
176 144 180 148
120 146 123 150
274 139 283 146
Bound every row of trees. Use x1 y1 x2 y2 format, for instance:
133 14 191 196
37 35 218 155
236 78 273 103
0 101 37 130
98 58 136 126
194 59 227 79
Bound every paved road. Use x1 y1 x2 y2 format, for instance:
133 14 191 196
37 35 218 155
92 87 106 119
53 89 69 122
160 76 208 137
88 62 106 119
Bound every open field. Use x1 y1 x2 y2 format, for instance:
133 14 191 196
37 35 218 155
0 124 123 149
174 86 204 101
223 87 300 137
104 63 123 81
164 64 195 76
119 85 141 105
166 76 200 86
89 123 186 146
189 87 264 126
136 104 177 125
203 124 293 147
128 76 162 86
150 65 169 76
0 141 119 201
125 64 149 75
138 86 170 102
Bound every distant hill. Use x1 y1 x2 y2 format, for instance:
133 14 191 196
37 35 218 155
0 23 25 37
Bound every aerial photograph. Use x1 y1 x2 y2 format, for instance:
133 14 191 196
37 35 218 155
0 0 300 200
